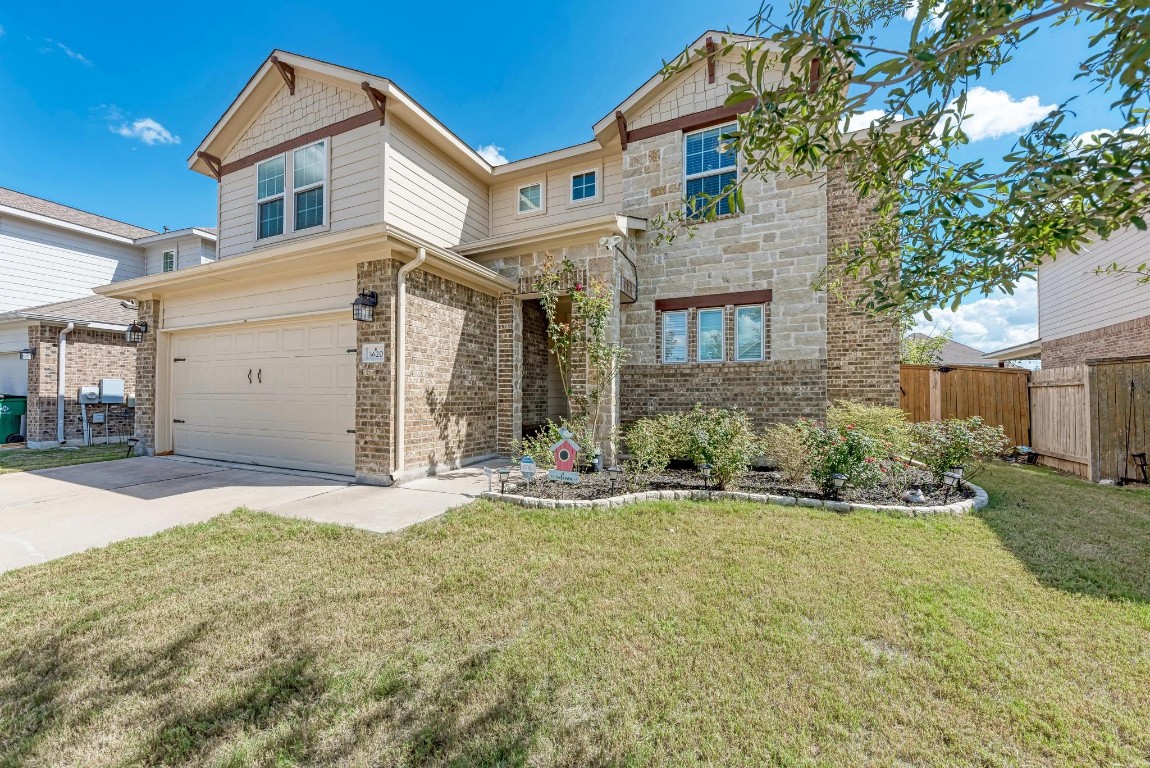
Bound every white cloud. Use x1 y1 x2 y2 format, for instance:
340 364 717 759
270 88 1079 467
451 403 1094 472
55 41 91 66
941 86 1055 142
1073 124 1149 148
843 109 887 133
913 280 1037 353
476 143 508 165
112 117 180 146
903 1 945 32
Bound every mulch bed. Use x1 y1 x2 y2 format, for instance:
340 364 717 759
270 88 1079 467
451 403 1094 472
506 466 975 504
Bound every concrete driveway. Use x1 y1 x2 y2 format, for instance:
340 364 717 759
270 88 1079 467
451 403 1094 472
0 456 495 573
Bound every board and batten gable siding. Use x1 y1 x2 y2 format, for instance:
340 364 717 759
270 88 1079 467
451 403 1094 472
144 235 215 275
0 215 144 312
161 267 357 331
216 121 383 259
488 155 624 239
383 118 489 248
1038 226 1150 341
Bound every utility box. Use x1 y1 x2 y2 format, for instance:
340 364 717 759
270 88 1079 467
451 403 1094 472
78 386 99 404
126 393 137 408
99 379 125 404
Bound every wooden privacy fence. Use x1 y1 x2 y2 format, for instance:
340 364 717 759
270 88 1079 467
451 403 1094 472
1029 357 1150 482
899 364 1032 445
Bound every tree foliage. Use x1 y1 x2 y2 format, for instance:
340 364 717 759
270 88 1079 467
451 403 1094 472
660 1 1150 315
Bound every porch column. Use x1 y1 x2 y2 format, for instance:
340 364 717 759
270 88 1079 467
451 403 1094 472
496 292 522 456
134 299 161 455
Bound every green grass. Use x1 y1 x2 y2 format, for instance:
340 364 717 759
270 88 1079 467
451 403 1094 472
0 464 1147 767
0 444 128 474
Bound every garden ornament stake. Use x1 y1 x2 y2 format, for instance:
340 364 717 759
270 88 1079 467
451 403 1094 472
498 466 512 494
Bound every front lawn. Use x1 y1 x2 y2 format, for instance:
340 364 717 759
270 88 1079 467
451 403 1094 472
0 464 1147 766
0 444 128 475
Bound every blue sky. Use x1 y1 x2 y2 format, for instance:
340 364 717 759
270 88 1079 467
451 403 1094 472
0 2 1130 351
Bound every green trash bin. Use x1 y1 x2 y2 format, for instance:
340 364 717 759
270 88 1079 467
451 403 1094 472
0 395 27 443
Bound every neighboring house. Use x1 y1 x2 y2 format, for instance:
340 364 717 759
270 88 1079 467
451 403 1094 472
98 33 898 483
905 333 1003 367
985 226 1150 367
0 188 216 445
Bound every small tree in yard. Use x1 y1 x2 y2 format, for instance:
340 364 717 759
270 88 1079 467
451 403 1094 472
535 256 628 458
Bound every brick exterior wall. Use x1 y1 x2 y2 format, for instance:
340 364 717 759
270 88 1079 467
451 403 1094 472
521 299 550 431
355 259 397 483
133 300 160 453
496 294 522 456
25 323 137 445
403 270 499 471
824 163 901 406
1043 314 1150 368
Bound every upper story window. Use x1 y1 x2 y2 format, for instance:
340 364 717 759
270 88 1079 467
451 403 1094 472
571 170 597 203
518 181 544 215
661 310 688 364
256 140 327 240
685 123 737 219
162 250 175 273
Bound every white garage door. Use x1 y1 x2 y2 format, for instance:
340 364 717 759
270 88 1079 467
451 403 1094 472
0 353 28 396
171 318 357 475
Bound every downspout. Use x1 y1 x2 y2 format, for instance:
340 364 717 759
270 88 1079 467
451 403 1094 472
392 247 426 482
57 322 74 443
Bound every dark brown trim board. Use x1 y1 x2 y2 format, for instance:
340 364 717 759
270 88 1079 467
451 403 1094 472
655 289 772 311
626 100 758 144
219 110 379 176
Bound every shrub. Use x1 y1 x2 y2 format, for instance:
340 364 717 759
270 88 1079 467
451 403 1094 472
909 416 1012 481
826 401 912 457
762 422 812 484
621 417 677 486
799 420 886 496
513 417 593 470
680 405 763 490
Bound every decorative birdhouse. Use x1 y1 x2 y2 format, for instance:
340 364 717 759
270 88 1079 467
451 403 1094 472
548 428 582 483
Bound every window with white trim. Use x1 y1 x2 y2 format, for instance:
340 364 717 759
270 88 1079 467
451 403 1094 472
256 155 286 240
518 182 543 214
697 308 724 362
735 305 765 361
661 310 688 363
162 250 175 273
571 170 596 202
685 123 737 218
293 141 326 231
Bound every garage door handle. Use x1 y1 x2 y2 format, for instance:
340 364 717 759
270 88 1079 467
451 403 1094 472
248 369 252 384
257 369 262 384
173 419 186 424
346 429 356 434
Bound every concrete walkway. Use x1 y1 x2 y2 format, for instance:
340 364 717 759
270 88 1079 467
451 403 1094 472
0 456 500 574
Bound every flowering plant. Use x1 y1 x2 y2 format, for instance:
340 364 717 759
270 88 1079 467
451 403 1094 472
797 419 886 496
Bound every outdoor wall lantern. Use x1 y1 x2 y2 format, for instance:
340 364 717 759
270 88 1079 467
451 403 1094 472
125 321 148 344
18 348 33 361
497 465 512 494
942 471 960 502
607 465 623 495
351 291 378 322
700 462 713 493
831 472 848 499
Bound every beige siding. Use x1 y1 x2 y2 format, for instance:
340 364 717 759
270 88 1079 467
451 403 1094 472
489 155 623 238
630 57 781 130
161 267 356 331
0 322 30 353
144 235 213 275
1039 227 1150 341
0 216 144 312
0 352 28 396
216 122 382 260
384 118 489 247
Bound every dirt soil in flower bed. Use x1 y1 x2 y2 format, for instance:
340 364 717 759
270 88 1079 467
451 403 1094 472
508 466 976 504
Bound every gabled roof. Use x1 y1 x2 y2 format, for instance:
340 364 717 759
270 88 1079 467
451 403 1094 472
189 50 492 179
907 333 999 366
134 227 218 244
2 295 136 328
0 187 156 240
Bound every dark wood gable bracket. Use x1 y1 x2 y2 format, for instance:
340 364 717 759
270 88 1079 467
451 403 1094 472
361 82 387 125
615 110 629 149
654 289 772 312
705 37 717 84
197 152 223 180
270 55 296 95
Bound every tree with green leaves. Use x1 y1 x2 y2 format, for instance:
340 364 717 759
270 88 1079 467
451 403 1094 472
662 1 1149 317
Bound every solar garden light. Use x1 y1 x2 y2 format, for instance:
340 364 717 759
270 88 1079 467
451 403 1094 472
125 437 139 459
950 465 965 480
1132 452 1148 483
607 465 623 494
124 321 148 344
497 466 512 494
351 291 378 322
942 471 960 502
831 472 847 499
700 462 713 492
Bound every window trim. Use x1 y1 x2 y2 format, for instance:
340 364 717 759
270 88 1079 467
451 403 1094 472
696 307 725 363
253 139 331 244
569 167 601 207
661 309 690 364
683 122 739 220
162 250 175 273
734 304 766 362
516 180 546 216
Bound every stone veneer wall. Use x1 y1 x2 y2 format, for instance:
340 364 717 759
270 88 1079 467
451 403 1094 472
25 323 137 444
824 163 900 406
521 299 550 431
1043 315 1150 368
355 259 397 483
403 270 499 471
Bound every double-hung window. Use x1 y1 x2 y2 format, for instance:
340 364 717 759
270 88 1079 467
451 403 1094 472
661 310 689 364
697 308 724 362
162 250 175 273
685 123 737 218
735 305 765 361
256 140 327 240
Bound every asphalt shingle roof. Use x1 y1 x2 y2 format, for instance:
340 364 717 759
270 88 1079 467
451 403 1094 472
0 187 156 240
907 333 996 366
17 295 137 326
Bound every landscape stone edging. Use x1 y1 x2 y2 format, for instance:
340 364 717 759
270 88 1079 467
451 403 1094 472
480 482 989 516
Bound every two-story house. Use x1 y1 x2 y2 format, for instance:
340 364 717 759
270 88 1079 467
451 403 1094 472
98 33 899 483
0 188 215 445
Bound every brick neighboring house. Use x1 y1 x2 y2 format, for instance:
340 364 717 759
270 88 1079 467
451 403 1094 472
0 187 216 445
98 32 899 483
985 226 1150 367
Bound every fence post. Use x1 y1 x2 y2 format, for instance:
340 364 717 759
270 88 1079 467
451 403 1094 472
928 369 942 422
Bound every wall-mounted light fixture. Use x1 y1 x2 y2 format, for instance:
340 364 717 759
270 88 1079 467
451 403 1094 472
125 321 148 344
352 291 378 322
18 348 33 361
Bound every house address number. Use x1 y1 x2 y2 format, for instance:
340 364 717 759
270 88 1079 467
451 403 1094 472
361 344 386 363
